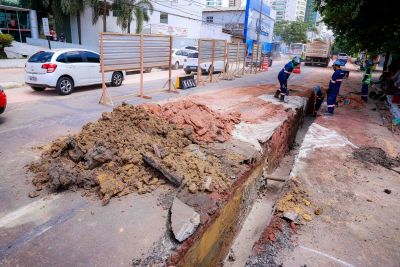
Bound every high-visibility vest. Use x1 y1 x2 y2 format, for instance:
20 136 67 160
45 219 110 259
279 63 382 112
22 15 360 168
362 67 372 84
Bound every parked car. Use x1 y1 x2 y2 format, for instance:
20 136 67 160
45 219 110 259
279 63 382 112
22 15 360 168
171 49 189 69
183 51 226 75
0 85 6 114
337 53 348 65
25 49 125 95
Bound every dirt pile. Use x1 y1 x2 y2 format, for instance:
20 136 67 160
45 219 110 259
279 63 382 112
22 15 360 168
353 147 400 169
144 100 241 143
29 104 233 205
275 179 314 223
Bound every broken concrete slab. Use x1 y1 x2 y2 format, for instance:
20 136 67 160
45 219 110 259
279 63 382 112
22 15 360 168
258 94 308 111
281 211 299 222
170 197 201 242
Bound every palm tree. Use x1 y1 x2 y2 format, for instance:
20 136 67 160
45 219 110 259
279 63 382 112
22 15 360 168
112 0 153 34
43 0 86 44
89 0 111 32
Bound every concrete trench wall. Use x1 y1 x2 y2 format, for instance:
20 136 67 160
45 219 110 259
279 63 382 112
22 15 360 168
171 105 309 267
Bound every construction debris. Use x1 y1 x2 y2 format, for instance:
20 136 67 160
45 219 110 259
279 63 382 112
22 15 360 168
170 197 201 242
353 147 400 169
144 100 241 143
28 104 237 204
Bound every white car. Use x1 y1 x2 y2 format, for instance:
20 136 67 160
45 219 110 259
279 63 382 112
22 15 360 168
25 49 125 95
183 51 226 75
171 49 189 69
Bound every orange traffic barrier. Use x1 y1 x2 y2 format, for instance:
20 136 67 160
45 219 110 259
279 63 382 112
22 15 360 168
261 57 269 71
293 64 301 74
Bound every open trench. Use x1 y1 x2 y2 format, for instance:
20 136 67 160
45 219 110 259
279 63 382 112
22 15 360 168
134 89 316 267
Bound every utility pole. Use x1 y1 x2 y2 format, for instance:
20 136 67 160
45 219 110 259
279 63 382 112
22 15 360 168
255 0 263 73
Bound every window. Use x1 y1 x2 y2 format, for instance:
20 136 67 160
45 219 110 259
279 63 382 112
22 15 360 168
56 53 66 63
206 16 213 23
28 51 54 63
83 51 100 63
176 50 182 56
160 13 168 24
188 52 198 58
65 51 84 63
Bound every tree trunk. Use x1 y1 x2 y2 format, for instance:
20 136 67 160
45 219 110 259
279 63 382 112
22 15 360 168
77 11 82 45
127 20 131 34
103 0 107 32
383 51 390 72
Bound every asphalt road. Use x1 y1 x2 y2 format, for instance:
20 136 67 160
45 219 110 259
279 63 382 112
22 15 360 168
0 62 319 266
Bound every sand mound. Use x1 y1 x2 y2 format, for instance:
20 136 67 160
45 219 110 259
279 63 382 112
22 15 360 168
144 100 241 143
29 104 233 205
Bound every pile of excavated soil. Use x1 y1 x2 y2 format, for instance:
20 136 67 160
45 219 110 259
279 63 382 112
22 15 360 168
275 179 314 222
29 104 233 205
144 100 241 143
353 147 400 169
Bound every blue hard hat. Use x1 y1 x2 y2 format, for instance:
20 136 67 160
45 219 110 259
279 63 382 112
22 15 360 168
333 60 342 66
292 56 301 64
313 85 321 93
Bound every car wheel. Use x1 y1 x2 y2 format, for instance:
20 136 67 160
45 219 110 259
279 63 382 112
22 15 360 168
111 71 123 87
56 76 74 95
173 62 179 70
31 86 45 92
184 70 191 75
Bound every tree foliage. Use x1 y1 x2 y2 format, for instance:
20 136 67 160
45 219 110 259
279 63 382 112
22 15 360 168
112 0 153 33
315 0 400 54
274 20 310 44
0 33 13 58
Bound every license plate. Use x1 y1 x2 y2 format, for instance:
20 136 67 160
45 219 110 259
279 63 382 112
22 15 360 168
29 76 37 81
189 66 197 70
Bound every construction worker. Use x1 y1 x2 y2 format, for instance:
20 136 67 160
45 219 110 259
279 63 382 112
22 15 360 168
361 60 374 102
325 60 345 116
274 56 301 102
313 85 324 116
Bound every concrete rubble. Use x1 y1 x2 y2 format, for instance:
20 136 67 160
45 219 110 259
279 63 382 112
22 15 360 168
170 197 201 242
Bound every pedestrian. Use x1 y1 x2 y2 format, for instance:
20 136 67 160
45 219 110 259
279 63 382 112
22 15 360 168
274 56 301 102
325 60 345 116
59 32 65 42
360 60 376 102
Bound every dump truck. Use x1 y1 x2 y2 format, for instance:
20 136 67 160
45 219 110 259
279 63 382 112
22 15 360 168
304 40 331 67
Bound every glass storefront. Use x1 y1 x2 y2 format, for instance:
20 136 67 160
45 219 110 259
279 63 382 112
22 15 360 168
0 7 31 42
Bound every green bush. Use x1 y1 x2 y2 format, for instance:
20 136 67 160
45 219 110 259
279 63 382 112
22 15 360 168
0 33 14 58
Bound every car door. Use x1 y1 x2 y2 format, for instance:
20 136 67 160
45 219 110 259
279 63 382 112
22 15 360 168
81 51 102 84
64 51 90 86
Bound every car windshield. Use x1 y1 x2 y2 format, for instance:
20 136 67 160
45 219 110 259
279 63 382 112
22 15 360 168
28 51 54 63
339 53 347 56
188 52 198 58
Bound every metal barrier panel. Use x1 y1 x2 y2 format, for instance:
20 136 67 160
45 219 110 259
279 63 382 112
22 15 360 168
99 33 174 105
197 39 227 85
224 42 247 79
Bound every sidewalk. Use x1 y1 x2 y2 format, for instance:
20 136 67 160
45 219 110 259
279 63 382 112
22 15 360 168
247 68 400 266
0 59 27 69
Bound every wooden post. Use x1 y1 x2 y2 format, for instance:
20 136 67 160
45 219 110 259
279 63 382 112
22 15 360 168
222 40 227 78
236 42 240 75
139 34 144 98
243 43 247 76
99 32 107 104
197 39 202 86
168 35 172 92
210 40 215 82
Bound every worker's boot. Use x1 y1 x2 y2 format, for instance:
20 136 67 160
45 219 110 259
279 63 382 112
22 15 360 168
274 90 280 98
279 94 285 102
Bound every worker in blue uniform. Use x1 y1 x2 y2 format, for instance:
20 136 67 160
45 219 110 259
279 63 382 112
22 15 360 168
361 60 375 102
325 60 345 116
274 56 301 102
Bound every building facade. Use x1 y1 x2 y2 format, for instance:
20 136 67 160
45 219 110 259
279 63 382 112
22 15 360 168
305 0 318 26
268 0 306 21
